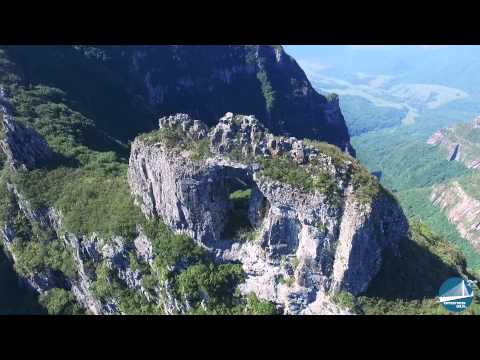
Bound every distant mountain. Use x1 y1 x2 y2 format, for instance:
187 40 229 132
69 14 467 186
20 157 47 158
2 45 354 154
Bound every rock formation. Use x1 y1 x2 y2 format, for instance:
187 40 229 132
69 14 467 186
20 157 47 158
128 113 408 314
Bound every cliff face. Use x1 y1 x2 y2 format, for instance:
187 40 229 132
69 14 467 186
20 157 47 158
431 181 480 253
123 45 354 155
427 116 480 169
4 45 355 155
128 113 407 313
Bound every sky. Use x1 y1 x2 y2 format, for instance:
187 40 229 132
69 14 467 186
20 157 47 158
281 45 477 81
281 45 480 95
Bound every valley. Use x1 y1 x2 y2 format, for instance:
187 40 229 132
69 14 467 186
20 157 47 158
1 45 479 315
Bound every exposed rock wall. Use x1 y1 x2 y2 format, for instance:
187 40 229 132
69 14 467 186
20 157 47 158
431 181 480 252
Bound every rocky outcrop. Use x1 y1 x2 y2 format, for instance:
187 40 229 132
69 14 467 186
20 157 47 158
128 113 408 314
0 86 54 171
427 116 480 169
1 174 175 314
431 181 480 252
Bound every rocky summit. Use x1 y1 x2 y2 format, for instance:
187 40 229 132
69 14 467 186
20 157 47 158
128 113 408 313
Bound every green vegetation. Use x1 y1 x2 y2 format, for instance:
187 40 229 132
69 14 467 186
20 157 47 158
0 184 77 280
3 46 155 143
175 262 244 308
142 219 205 281
139 125 185 147
259 155 312 190
350 168 382 205
398 187 480 270
243 293 279 315
12 238 77 279
92 261 162 315
0 48 155 313
39 288 84 315
88 217 277 315
352 113 480 272
189 138 212 161
317 222 328 235
10 163 144 241
257 148 381 207
143 219 247 314
291 257 300 270
340 95 406 136
0 79 145 243
332 291 356 309
139 126 212 162
257 70 276 112
457 172 480 200
222 189 257 242
302 140 352 167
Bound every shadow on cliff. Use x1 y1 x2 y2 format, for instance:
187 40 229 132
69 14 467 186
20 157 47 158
361 233 464 301
36 152 81 170
0 246 46 315
349 190 466 302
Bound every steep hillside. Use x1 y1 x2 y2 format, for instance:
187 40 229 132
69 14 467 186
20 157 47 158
2 45 354 154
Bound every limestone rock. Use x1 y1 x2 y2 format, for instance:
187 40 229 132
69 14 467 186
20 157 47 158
128 113 408 314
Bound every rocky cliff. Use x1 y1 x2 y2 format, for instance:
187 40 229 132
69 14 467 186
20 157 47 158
427 116 480 169
128 113 408 313
431 181 480 253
